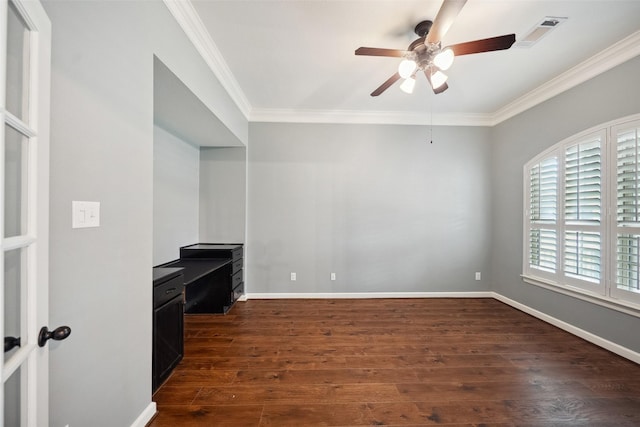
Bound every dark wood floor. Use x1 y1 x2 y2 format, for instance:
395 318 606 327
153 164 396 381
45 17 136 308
148 298 640 426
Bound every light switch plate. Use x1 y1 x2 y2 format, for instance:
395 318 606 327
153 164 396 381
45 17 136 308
72 201 100 228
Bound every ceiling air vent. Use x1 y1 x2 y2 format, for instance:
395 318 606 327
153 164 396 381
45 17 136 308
516 16 567 48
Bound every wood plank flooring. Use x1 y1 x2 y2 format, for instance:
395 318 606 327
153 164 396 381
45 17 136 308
148 298 640 426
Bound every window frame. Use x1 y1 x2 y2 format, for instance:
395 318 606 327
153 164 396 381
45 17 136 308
523 114 640 317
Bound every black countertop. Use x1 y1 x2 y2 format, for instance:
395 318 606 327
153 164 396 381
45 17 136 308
160 258 231 285
182 244 241 250
152 267 184 286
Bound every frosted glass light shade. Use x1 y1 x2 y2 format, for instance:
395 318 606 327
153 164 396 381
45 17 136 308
433 48 454 70
400 76 416 94
398 59 417 78
430 70 448 89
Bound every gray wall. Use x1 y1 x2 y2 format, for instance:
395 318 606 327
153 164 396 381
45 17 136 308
247 122 492 294
490 56 640 353
153 126 200 265
42 1 246 426
199 147 246 243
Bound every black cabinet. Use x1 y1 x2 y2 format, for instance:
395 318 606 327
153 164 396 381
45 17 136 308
177 243 244 314
152 268 184 393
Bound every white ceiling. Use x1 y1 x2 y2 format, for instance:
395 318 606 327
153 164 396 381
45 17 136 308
181 0 640 125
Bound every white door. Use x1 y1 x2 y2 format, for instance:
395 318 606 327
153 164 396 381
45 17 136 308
1 0 53 426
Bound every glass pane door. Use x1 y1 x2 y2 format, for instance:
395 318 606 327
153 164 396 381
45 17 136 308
1 0 52 425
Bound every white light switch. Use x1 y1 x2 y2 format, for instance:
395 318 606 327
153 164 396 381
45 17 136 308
72 201 100 228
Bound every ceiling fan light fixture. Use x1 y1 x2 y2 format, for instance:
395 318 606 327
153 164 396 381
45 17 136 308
398 59 417 78
355 0 517 97
400 76 416 94
430 70 448 90
433 47 454 71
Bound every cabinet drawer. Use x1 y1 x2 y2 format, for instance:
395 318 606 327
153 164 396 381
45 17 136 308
232 282 244 301
229 246 243 261
232 258 243 274
154 275 184 308
231 269 243 289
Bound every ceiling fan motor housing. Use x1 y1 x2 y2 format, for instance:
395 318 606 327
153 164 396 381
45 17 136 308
407 37 441 72
414 20 433 37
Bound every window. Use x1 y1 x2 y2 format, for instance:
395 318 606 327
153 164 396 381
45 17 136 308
528 157 558 273
524 115 640 313
613 121 640 302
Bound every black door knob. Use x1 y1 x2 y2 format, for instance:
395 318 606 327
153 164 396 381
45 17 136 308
4 336 21 352
38 326 71 347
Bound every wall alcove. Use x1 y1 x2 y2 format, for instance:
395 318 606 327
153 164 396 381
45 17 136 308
152 56 246 265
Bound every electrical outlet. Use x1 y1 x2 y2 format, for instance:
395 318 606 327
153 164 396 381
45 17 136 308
475 272 481 280
330 273 336 281
290 272 297 281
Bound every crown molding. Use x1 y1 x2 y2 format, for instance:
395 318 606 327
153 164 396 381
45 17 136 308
250 108 493 127
162 0 252 119
166 2 640 128
490 30 640 126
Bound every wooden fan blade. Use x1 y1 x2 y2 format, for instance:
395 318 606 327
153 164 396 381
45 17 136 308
426 0 468 44
434 81 449 94
355 47 406 57
371 72 401 96
449 34 516 56
424 70 449 94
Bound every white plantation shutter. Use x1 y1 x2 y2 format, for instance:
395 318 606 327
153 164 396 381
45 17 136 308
528 157 558 273
564 137 602 285
529 228 557 272
530 158 558 223
617 128 640 226
615 123 640 301
565 140 601 224
616 234 640 293
564 231 601 282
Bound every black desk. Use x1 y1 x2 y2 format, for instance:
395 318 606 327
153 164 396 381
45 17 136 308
158 243 243 314
161 258 235 314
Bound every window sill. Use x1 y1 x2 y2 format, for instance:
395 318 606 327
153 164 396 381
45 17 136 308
521 274 640 318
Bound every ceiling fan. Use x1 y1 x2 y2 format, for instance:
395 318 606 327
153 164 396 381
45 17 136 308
355 0 516 96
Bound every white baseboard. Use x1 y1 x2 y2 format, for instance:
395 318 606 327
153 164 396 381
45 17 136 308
492 292 640 364
131 402 156 427
245 291 494 299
